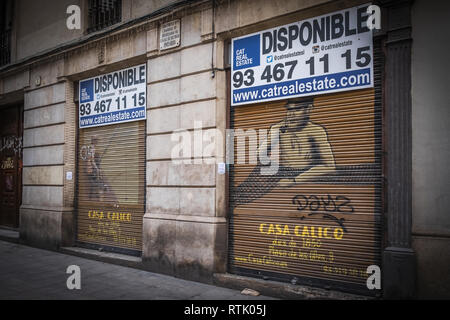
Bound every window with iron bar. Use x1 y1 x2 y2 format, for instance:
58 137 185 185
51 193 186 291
88 0 122 33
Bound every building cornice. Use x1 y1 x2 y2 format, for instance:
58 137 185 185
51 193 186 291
0 0 210 79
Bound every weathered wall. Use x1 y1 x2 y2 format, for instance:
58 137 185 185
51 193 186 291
123 0 181 21
15 0 84 61
19 59 76 249
12 0 188 64
10 0 340 67
142 6 228 282
411 0 450 299
215 0 332 34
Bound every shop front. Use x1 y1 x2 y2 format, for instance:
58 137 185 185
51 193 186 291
76 64 147 255
227 4 383 295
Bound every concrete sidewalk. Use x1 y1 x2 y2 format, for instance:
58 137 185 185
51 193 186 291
0 241 277 300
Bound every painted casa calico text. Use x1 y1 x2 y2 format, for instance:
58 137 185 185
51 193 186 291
87 210 132 222
259 223 345 240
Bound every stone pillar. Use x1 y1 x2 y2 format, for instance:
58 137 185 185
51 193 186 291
19 60 75 250
142 8 227 283
61 78 76 247
381 0 416 299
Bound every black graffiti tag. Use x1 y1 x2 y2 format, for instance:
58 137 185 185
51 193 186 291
291 194 354 232
292 194 354 213
0 136 22 155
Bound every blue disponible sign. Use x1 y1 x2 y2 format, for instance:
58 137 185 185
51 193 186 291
78 64 147 128
231 4 374 106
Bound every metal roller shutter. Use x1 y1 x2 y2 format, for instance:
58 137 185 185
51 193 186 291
228 39 383 294
76 120 145 254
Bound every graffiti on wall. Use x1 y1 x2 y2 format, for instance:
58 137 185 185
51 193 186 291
0 136 22 156
79 135 118 204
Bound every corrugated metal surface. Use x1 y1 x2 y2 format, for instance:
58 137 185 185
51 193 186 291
228 40 383 294
77 120 145 253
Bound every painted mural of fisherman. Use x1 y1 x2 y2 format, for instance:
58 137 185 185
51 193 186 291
258 98 336 187
85 135 118 204
86 136 102 199
234 98 336 205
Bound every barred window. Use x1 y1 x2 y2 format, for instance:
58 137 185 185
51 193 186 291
88 0 122 33
0 0 13 67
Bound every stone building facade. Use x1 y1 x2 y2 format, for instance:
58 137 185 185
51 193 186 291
0 0 449 299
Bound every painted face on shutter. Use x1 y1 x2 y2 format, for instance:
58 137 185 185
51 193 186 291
285 103 312 130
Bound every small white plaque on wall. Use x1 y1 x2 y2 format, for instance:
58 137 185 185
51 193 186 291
160 20 181 51
218 163 226 175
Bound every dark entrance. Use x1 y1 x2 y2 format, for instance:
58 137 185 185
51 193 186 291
0 104 23 228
